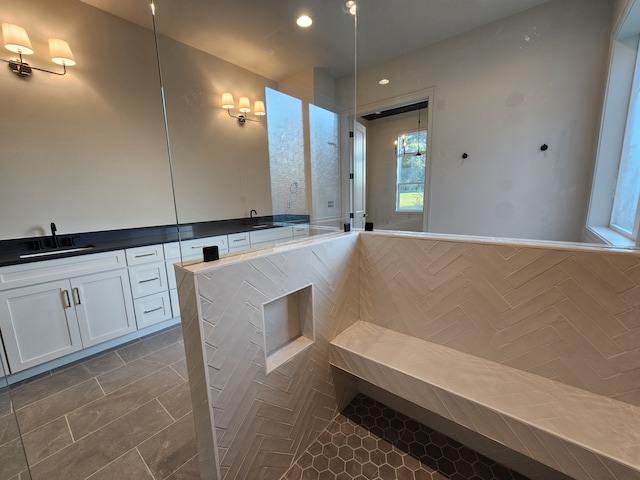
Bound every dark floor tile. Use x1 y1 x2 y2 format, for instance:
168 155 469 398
10 365 93 410
116 327 183 364
16 379 104 434
157 381 193 420
0 437 30 480
171 359 189 381
282 394 531 480
0 412 20 446
164 454 200 480
21 417 72 465
78 351 125 376
28 399 172 480
96 358 166 395
142 342 186 366
68 366 183 440
84 449 153 480
0 390 12 417
137 412 198 479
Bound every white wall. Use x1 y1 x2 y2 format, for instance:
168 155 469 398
339 0 614 242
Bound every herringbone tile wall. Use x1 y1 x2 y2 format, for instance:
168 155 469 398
360 234 640 405
187 235 360 480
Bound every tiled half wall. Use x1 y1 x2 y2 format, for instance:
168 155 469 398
178 231 640 479
360 233 640 405
177 234 361 480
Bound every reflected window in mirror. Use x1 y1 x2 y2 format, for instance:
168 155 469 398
396 130 427 213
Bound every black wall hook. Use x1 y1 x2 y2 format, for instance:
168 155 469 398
540 144 549 151
462 153 468 159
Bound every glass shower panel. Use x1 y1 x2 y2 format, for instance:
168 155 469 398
0 361 30 480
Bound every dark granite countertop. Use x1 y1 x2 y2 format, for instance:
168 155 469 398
0 215 309 267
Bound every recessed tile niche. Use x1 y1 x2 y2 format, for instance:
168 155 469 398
263 284 314 374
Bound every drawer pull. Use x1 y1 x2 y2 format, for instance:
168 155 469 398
134 252 157 258
233 238 246 242
73 287 81 305
143 306 163 314
139 277 160 284
62 289 71 308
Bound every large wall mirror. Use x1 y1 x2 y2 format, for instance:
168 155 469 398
0 0 638 255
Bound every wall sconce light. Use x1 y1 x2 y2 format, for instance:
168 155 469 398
221 92 266 125
2 23 76 78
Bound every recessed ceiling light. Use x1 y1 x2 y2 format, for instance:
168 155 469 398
297 15 313 27
379 78 390 85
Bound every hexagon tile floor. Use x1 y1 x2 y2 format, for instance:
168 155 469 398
280 394 529 480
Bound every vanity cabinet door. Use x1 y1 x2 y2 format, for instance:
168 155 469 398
71 269 136 348
0 280 83 373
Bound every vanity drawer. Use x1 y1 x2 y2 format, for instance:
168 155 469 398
292 225 310 237
125 244 165 266
128 262 168 298
181 235 229 255
133 291 172 328
228 232 250 251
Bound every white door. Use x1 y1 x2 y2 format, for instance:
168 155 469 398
353 121 367 229
0 280 82 372
72 269 136 348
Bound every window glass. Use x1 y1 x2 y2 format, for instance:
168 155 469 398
396 131 427 212
610 41 640 239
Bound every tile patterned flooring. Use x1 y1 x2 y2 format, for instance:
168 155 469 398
2 326 531 480
2 325 198 480
281 395 529 480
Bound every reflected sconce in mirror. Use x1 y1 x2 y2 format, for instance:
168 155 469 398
221 92 266 125
2 23 75 78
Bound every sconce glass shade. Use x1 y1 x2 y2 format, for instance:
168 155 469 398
49 39 75 66
2 23 34 55
221 92 235 109
254 100 266 116
238 96 251 113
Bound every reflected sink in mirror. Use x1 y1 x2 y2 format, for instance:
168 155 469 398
19 246 96 259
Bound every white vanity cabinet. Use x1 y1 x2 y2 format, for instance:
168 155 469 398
0 251 135 373
249 226 293 248
125 244 171 329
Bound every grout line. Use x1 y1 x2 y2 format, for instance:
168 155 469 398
168 363 187 382
163 453 198 479
157 396 176 423
65 414 76 443
114 350 126 365
95 375 107 397
136 446 157 479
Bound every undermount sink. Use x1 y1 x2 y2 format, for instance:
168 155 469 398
251 224 272 229
19 246 95 259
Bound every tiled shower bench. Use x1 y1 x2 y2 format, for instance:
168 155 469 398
330 321 640 480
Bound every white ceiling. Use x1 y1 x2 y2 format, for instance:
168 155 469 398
80 0 553 81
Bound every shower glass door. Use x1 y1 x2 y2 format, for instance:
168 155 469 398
0 360 30 479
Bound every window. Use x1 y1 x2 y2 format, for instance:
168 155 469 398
396 130 427 212
610 43 640 241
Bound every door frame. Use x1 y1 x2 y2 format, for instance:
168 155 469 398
353 87 436 232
